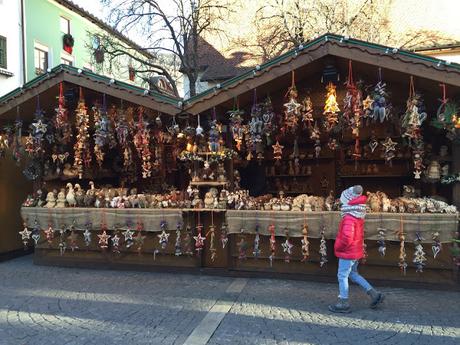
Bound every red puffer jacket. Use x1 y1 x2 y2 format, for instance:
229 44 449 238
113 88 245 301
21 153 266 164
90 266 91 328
334 195 367 260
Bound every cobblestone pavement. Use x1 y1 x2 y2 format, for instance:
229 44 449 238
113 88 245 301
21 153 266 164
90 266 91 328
0 256 459 345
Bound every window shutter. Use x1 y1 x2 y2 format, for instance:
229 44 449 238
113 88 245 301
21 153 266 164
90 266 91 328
0 36 6 69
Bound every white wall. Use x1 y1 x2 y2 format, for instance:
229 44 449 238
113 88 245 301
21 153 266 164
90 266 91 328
0 0 23 97
182 71 216 99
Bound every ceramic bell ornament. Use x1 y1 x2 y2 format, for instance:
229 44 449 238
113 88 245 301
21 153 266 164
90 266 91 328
196 114 204 136
426 160 441 180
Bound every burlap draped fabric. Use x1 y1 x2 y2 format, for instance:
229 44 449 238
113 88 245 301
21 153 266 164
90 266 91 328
225 210 458 243
21 207 183 232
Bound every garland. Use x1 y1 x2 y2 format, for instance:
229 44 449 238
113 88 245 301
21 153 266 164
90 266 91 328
73 89 91 179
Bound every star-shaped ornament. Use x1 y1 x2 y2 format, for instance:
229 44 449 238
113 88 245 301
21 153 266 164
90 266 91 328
272 141 284 160
282 239 294 255
32 119 47 134
382 137 397 152
284 97 301 115
122 229 134 248
362 95 373 110
157 230 170 249
193 233 205 254
414 170 422 179
19 226 31 246
97 230 110 249
44 226 54 245
83 229 92 246
67 231 79 251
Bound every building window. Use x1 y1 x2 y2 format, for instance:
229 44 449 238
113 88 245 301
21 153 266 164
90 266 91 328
60 16 70 34
61 56 73 66
34 47 49 75
0 36 6 69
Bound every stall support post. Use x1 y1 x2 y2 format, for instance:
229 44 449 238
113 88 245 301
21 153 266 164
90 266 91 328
453 143 460 209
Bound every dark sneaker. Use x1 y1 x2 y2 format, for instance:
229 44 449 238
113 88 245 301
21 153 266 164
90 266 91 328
367 289 385 309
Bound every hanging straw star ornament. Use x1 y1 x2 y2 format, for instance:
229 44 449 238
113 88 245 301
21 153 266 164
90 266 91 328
194 224 205 255
272 141 283 160
157 230 170 250
73 88 92 179
111 233 121 253
45 225 55 246
68 231 79 252
19 224 32 248
98 230 110 250
282 228 293 263
123 228 134 248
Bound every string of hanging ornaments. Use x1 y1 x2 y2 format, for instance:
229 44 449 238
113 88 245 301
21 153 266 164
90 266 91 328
323 82 340 132
72 88 92 179
401 76 427 179
283 71 301 134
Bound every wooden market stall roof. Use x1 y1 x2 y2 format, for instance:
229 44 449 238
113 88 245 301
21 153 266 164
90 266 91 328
183 33 460 115
0 64 182 117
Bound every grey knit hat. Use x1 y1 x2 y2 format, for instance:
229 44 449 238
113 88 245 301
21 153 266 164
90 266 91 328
352 185 363 196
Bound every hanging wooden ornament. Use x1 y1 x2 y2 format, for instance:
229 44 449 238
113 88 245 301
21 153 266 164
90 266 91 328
83 223 92 247
122 227 134 248
157 220 170 250
261 97 276 145
93 97 111 167
268 224 276 267
206 212 217 262
54 82 72 145
45 224 55 246
319 221 328 267
272 140 283 160
31 219 41 245
248 90 264 160
133 222 146 254
310 121 320 141
377 227 386 256
184 225 194 256
323 82 340 131
115 106 134 174
253 224 261 259
381 137 397 165
431 84 459 141
220 222 229 249
73 88 92 179
207 225 217 262
27 97 48 158
369 69 391 123
58 228 67 256
396 217 407 275
19 222 31 249
283 71 301 134
194 222 205 255
68 230 79 252
282 228 293 263
413 230 427 273
431 232 442 259
301 95 314 128
402 77 427 178
343 60 363 137
301 223 309 262
111 232 121 254
228 103 245 151
98 226 110 250
237 228 248 260
174 222 182 256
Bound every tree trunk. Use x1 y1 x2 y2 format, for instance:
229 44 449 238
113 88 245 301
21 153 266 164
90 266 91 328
188 73 198 98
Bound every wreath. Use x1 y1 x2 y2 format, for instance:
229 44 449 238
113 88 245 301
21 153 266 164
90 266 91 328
63 34 74 47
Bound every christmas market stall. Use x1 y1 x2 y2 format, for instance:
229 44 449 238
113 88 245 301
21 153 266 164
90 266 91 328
1 35 460 286
180 34 460 285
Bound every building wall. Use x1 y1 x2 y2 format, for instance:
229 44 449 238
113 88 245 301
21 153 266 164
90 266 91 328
23 0 147 87
0 0 23 97
182 72 217 99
